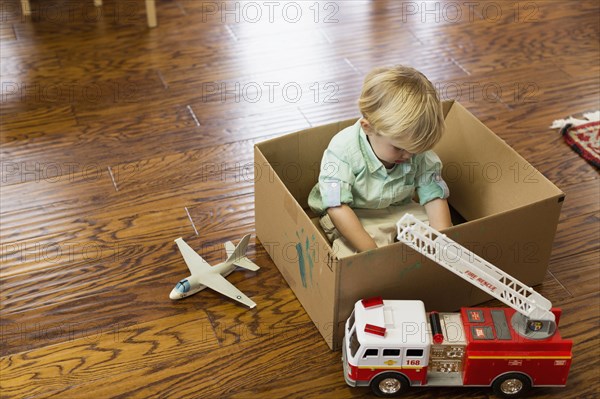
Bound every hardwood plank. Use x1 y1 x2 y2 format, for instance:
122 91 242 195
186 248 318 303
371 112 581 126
407 3 600 76
471 0 600 24
298 95 361 128
537 158 599 190
345 48 469 84
552 212 600 260
11 0 151 38
0 139 258 219
0 311 221 398
0 105 78 140
186 192 254 237
158 30 332 86
550 251 600 298
0 200 197 354
559 180 600 221
22 291 326 398
104 139 256 194
0 196 194 277
0 23 17 42
1 106 197 175
164 58 359 107
501 134 599 190
50 23 230 78
0 169 114 213
0 40 61 79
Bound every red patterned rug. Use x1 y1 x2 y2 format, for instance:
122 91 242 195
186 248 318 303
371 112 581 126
551 112 600 169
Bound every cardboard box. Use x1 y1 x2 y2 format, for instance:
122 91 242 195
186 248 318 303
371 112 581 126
254 101 565 350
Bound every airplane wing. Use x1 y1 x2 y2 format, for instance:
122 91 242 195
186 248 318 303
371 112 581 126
175 238 211 275
231 257 260 271
200 273 257 308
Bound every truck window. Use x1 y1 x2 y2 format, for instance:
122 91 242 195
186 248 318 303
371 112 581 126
363 349 378 358
347 311 355 333
383 349 401 357
406 349 424 357
349 330 360 358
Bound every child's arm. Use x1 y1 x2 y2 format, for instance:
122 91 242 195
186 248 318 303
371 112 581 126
424 198 453 231
327 204 378 252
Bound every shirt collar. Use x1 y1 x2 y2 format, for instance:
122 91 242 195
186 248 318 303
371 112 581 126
358 126 386 174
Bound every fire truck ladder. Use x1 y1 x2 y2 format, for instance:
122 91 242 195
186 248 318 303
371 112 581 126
396 214 555 326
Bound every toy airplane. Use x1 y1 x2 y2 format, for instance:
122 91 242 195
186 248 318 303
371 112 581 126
170 234 260 308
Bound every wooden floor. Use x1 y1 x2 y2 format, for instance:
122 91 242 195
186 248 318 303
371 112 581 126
1 0 599 398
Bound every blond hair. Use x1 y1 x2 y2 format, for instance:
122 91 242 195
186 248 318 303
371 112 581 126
358 65 445 153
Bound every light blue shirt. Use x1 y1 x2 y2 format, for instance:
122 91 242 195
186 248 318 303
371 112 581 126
308 119 449 215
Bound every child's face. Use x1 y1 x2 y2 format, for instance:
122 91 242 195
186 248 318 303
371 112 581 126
361 119 414 168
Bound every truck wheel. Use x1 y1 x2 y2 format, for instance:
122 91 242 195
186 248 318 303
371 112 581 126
370 373 409 397
492 373 531 398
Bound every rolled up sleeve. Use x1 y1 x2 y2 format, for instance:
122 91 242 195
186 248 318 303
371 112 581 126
308 149 355 214
415 151 450 205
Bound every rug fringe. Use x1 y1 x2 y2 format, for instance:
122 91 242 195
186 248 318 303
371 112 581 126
549 110 600 129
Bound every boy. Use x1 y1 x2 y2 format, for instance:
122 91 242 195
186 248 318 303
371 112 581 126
308 65 452 256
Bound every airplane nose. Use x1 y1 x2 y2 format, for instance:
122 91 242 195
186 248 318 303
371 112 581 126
169 289 178 300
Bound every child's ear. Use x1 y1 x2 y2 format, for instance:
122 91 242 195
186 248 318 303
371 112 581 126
360 118 374 135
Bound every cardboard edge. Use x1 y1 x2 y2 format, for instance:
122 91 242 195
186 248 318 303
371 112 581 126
442 192 566 230
448 102 565 196
253 131 298 151
332 246 342 350
256 143 340 349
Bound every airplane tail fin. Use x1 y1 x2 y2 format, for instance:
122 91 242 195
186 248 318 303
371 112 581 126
224 234 260 271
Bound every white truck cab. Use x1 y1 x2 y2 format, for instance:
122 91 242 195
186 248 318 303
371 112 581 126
343 298 435 395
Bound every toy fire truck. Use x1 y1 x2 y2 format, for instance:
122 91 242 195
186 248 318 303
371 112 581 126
342 214 572 398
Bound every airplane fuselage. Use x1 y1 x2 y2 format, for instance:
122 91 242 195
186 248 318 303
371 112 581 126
169 262 237 300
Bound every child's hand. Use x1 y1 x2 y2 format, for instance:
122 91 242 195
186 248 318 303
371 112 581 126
326 205 378 252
